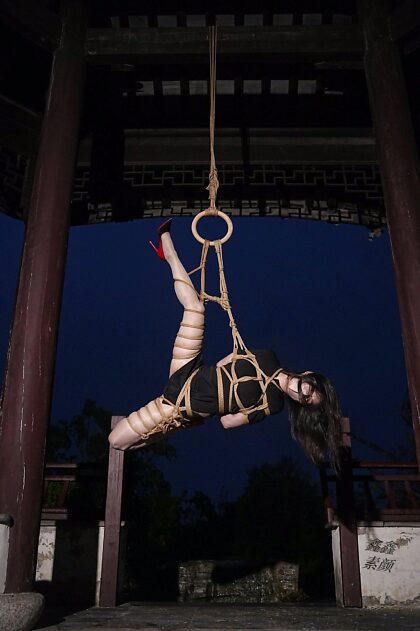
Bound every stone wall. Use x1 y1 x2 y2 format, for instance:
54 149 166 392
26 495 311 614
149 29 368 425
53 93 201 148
179 560 299 603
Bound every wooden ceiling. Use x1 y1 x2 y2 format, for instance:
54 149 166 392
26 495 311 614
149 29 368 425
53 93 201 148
1 1 418 133
0 0 419 228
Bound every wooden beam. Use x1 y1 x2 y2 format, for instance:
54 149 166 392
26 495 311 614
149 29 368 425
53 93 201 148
0 0 62 52
86 25 363 65
121 128 377 165
0 94 41 155
389 0 420 44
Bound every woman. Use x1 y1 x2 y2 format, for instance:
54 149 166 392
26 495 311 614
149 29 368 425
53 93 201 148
109 220 342 469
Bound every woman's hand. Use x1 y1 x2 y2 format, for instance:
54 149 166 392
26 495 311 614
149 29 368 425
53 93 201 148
216 352 234 367
219 412 249 429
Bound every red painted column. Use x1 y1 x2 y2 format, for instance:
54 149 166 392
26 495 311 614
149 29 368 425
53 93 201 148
359 0 420 465
0 0 88 592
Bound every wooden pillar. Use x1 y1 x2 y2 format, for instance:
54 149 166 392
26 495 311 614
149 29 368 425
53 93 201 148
99 416 125 607
0 0 87 593
359 0 420 465
336 419 362 607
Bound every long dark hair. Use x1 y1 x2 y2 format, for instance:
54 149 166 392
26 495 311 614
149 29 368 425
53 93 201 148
285 371 342 471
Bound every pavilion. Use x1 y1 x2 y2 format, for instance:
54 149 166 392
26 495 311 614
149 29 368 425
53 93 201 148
0 0 419 615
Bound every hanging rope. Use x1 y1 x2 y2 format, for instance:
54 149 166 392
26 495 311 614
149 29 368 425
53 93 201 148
187 27 284 422
187 237 283 420
129 26 283 447
207 25 219 212
190 27 248 356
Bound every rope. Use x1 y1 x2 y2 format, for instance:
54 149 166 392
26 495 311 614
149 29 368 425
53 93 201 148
135 27 283 445
207 26 219 212
185 26 284 420
185 237 284 420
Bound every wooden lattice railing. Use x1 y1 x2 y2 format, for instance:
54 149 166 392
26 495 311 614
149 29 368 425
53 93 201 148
320 460 420 525
42 462 106 520
42 463 78 520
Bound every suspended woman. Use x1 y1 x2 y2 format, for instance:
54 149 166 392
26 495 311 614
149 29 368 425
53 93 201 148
109 219 343 469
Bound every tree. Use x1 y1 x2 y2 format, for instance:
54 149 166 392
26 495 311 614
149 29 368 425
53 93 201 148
46 399 177 521
46 406 334 598
228 458 333 596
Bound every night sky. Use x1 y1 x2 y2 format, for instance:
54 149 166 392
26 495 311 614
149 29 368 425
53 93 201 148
0 211 408 500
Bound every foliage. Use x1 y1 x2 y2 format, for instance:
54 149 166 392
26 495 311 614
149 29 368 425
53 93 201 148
46 401 333 599
45 399 176 520
47 398 176 463
127 457 333 599
226 458 332 595
47 399 112 463
231 458 323 559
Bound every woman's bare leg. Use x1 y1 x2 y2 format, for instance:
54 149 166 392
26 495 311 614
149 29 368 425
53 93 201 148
109 395 176 450
109 230 205 450
161 232 205 377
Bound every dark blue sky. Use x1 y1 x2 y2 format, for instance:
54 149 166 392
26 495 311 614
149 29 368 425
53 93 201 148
0 212 408 499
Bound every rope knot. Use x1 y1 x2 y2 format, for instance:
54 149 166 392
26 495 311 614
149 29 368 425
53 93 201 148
206 168 219 208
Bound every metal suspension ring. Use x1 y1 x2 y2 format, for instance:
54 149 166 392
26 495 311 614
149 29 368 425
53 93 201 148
191 209 233 246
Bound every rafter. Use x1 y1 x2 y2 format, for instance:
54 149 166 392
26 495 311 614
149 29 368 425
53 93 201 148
0 0 61 52
86 25 363 65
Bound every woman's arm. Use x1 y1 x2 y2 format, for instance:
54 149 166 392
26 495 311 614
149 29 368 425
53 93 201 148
217 355 249 427
217 355 247 427
220 412 249 429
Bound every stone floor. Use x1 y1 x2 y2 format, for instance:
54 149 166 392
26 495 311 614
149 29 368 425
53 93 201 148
34 601 420 631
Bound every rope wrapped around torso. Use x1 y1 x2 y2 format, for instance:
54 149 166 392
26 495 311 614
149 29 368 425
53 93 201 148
162 349 285 426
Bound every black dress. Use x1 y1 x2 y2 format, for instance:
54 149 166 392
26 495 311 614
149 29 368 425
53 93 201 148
163 349 285 424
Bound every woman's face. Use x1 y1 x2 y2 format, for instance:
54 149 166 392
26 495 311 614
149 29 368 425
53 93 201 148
299 372 323 406
277 371 323 405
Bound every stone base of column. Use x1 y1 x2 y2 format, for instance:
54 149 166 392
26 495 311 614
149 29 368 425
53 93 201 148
0 593 44 631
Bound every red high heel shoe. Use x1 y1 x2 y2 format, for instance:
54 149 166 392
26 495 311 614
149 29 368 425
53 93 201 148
149 218 172 260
